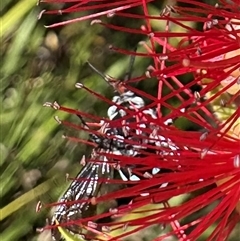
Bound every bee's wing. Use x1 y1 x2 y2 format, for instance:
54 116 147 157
51 157 113 240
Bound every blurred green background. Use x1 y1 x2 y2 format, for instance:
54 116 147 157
1 0 239 241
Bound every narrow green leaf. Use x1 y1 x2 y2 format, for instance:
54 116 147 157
2 10 38 75
0 179 52 221
55 219 85 241
0 0 37 38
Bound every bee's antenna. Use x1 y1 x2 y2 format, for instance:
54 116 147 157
124 48 137 81
87 61 115 84
87 61 123 92
77 114 90 129
87 49 137 93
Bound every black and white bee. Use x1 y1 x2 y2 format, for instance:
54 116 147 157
50 57 180 240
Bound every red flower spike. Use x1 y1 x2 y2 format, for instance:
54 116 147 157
41 0 240 240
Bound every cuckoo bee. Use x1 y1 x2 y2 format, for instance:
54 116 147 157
50 56 178 240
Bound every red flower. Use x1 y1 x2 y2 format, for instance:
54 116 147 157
39 0 240 240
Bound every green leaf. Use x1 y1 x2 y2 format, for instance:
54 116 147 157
0 0 37 38
55 219 85 241
2 10 38 76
